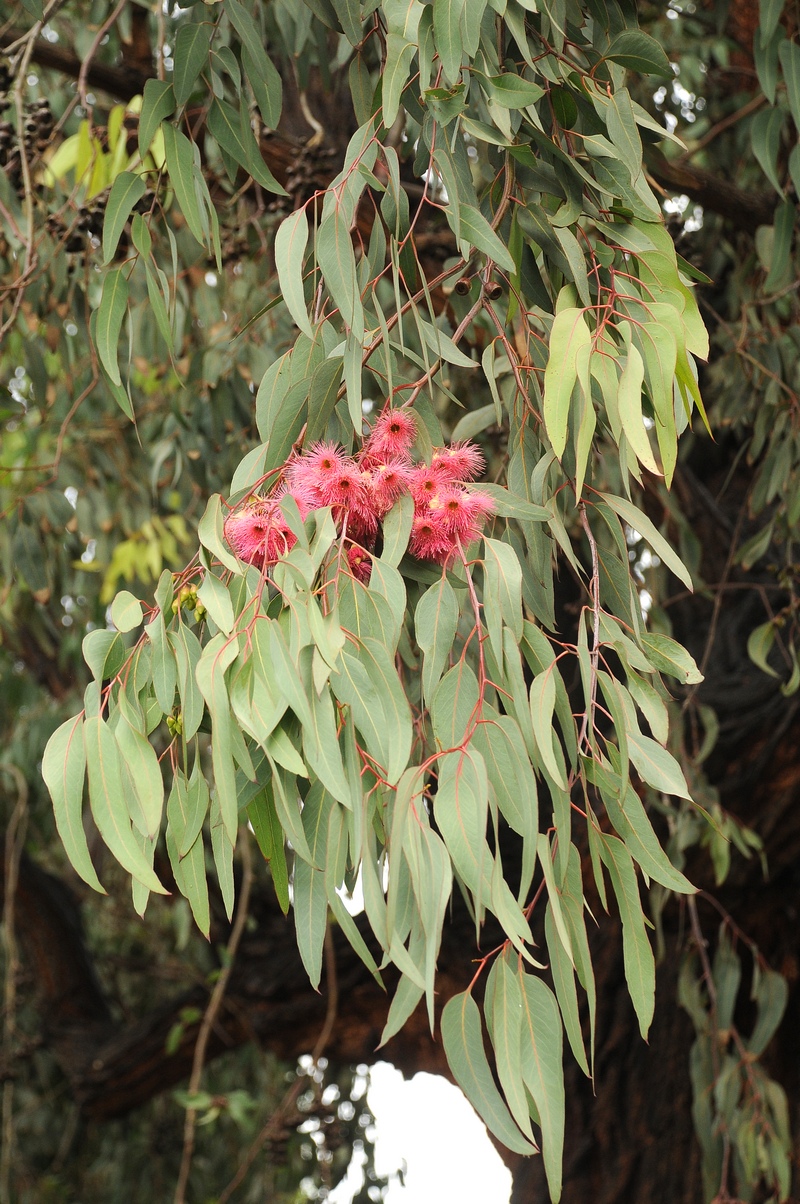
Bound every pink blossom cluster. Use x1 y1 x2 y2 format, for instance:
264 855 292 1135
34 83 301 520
223 408 494 583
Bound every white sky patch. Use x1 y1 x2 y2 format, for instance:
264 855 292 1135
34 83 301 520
329 1063 512 1204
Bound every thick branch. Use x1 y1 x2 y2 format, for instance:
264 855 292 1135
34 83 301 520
0 29 151 102
647 149 777 233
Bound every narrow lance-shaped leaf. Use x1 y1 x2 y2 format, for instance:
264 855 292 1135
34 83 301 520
42 715 105 893
95 269 129 386
84 716 167 894
415 575 459 704
600 833 655 1038
485 953 537 1142
441 991 537 1155
599 492 694 592
138 79 175 158
518 970 565 1203
274 208 313 338
544 307 591 459
172 20 212 105
103 172 147 264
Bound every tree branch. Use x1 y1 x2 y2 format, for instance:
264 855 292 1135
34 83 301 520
0 28 152 102
647 149 777 233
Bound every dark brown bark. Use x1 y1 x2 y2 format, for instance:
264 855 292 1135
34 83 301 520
647 150 778 234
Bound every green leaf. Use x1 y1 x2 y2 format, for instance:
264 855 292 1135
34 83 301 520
210 810 235 919
779 40 800 133
111 590 144 633
750 106 785 193
103 172 147 264
441 991 537 1155
12 523 48 594
626 728 692 799
293 785 331 988
145 612 177 713
82 629 125 684
95 269 129 387
591 758 694 893
303 684 351 806
485 953 536 1142
530 672 567 789
225 0 282 128
198 493 241 574
618 345 659 475
458 203 516 272
317 209 363 334
163 124 208 248
181 764 210 858
604 88 643 181
747 620 779 678
138 80 175 158
606 29 671 76
431 661 480 750
600 833 655 1038
84 716 167 894
433 0 466 84
760 0 785 43
207 98 287 195
383 34 417 127
144 263 174 354
599 492 694 592
170 624 205 741
196 634 240 843
330 0 363 45
544 904 589 1076
543 307 590 459
275 208 313 338
169 828 210 937
42 716 105 894
518 971 565 1202
415 575 459 703
115 715 164 838
247 786 290 913
478 72 544 108
381 493 415 566
484 537 523 641
331 638 412 783
173 20 212 105
640 632 703 684
434 749 491 900
747 969 788 1056
473 712 538 851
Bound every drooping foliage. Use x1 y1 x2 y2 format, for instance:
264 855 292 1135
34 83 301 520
2 0 798 1199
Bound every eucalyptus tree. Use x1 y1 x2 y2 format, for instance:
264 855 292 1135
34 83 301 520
1 0 799 1200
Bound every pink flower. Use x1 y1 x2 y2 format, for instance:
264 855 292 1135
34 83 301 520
347 544 372 584
275 485 310 521
224 499 297 570
363 408 417 462
431 486 496 542
346 495 380 547
365 459 414 516
408 463 450 506
409 509 457 565
430 441 485 483
315 460 370 511
286 442 351 507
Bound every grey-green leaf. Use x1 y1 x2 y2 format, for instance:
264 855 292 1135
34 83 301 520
441 991 537 1155
103 172 147 264
95 269 129 387
42 715 105 894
